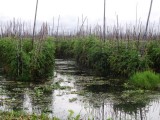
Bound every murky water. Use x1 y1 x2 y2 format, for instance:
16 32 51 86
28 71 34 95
0 59 160 120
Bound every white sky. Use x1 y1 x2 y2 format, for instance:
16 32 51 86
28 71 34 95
0 0 160 30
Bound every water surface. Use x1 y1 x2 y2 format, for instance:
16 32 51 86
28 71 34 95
0 59 160 120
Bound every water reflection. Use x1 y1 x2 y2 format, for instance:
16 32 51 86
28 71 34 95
0 95 8 111
0 60 160 120
23 91 32 114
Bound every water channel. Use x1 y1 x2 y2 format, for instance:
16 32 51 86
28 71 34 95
0 59 160 120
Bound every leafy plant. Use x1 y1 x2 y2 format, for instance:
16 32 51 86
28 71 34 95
0 37 55 81
68 110 80 120
130 71 160 89
147 42 160 72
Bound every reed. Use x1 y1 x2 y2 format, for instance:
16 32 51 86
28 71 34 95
0 32 55 81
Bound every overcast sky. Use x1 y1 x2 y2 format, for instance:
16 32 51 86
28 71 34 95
0 0 160 30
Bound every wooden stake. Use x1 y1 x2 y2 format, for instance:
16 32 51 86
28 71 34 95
32 0 39 49
103 0 106 42
144 0 153 40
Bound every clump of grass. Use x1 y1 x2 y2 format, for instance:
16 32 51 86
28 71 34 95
0 111 53 120
130 71 160 89
0 110 82 120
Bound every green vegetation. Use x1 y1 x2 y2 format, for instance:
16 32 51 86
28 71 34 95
55 36 160 90
130 71 160 89
55 36 153 77
1 36 160 90
0 37 55 81
55 40 74 58
147 42 160 72
0 111 52 120
34 82 71 96
69 98 78 102
0 110 81 120
67 110 80 120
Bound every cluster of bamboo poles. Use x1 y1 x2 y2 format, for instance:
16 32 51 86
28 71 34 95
0 19 159 41
0 0 157 58
0 0 156 41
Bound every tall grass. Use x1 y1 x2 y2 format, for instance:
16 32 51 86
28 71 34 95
55 39 75 58
130 71 160 89
147 42 160 72
0 37 55 81
0 19 160 82
55 36 153 78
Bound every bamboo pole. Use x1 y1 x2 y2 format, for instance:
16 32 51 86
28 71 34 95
52 17 55 36
116 14 119 50
140 0 153 56
144 0 153 40
136 3 138 29
56 15 60 38
32 0 39 49
79 16 87 36
103 0 106 42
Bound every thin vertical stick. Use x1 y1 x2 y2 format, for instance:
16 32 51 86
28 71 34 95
158 18 160 41
32 0 39 49
56 15 60 37
136 3 138 29
116 14 119 50
140 0 153 56
103 0 106 42
144 0 153 40
52 17 54 36
79 16 87 36
86 18 89 35
77 17 79 35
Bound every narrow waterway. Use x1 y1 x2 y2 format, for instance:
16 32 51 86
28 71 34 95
0 59 160 120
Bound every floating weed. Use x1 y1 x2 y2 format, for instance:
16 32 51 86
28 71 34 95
69 98 77 102
60 86 72 90
34 82 72 96
42 107 52 113
107 118 113 120
68 110 80 120
34 87 43 97
0 111 49 120
52 82 61 89
71 90 86 96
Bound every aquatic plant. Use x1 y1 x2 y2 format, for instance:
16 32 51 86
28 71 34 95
69 98 77 102
73 36 111 76
130 71 160 89
34 82 70 96
0 37 55 81
147 42 160 72
108 45 150 77
0 110 82 120
68 110 80 120
0 111 52 120
55 39 75 58
56 36 152 78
